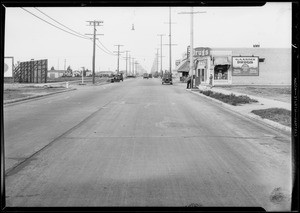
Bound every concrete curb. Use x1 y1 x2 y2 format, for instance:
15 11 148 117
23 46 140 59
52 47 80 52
4 88 77 105
186 89 291 134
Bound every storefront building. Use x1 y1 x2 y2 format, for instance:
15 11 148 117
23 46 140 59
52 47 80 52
176 47 291 86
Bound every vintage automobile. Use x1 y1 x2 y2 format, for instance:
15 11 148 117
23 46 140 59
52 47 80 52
162 73 173 85
110 73 123 83
143 73 149 79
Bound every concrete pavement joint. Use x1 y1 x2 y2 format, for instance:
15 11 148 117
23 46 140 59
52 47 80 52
5 100 113 176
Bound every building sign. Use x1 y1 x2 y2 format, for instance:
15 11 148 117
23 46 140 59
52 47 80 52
187 46 210 58
4 57 14 77
194 47 210 57
232 56 259 76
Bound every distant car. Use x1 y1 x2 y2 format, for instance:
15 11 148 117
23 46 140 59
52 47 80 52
143 73 149 79
110 73 123 83
162 73 173 85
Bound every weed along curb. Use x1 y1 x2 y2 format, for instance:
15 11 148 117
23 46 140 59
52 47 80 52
187 88 291 134
4 88 77 105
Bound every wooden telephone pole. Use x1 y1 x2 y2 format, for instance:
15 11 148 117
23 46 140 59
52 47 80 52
114 45 124 74
86 20 104 84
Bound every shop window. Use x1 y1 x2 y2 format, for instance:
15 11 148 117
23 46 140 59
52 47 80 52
214 64 230 80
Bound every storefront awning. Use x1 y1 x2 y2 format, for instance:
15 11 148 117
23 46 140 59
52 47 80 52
176 60 189 72
214 57 230 65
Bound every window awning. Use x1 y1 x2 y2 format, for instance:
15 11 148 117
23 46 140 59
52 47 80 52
176 60 189 72
176 58 198 72
214 57 230 65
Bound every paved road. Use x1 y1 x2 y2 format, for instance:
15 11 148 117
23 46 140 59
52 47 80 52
4 78 292 210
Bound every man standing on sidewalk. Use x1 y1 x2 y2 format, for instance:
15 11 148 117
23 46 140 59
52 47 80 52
209 74 214 88
186 75 191 89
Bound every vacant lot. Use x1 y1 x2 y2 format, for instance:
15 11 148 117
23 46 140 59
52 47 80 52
251 108 291 127
47 76 93 82
218 86 291 103
4 86 67 101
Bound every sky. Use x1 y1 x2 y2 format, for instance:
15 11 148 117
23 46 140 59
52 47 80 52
4 3 291 73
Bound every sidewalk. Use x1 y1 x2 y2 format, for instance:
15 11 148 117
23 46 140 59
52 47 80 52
206 86 291 111
176 82 291 134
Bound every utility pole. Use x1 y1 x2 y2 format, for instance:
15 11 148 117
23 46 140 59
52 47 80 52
179 8 206 88
129 54 131 75
113 44 124 75
125 50 130 77
169 7 172 74
135 61 139 76
132 57 135 75
86 20 104 84
156 48 159 73
164 7 177 75
81 66 85 84
157 34 165 74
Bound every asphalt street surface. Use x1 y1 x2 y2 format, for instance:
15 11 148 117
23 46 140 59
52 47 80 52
4 78 292 210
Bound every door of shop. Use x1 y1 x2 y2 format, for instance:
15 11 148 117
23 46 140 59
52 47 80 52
195 69 200 86
201 69 205 82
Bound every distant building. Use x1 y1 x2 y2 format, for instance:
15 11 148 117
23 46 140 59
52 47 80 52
47 70 67 78
86 71 92 77
176 47 291 86
98 71 114 77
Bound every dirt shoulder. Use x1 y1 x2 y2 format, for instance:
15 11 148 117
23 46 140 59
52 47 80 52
216 86 291 103
4 85 69 101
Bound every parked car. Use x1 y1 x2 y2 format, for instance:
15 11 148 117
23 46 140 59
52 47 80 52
110 73 123 83
162 73 173 85
143 73 149 79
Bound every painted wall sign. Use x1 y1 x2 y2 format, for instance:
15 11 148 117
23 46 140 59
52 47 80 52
194 47 210 57
187 46 210 58
232 56 259 76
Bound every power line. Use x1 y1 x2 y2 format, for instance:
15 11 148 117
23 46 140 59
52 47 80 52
22 7 117 58
34 7 90 40
95 41 116 56
34 8 116 57
97 40 115 55
21 7 90 40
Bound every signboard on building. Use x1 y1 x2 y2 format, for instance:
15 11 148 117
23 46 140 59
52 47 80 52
187 46 210 58
194 47 210 57
4 57 14 77
232 56 259 76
